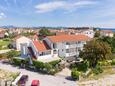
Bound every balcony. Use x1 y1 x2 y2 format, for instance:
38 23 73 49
66 52 77 57
76 44 83 47
66 44 76 49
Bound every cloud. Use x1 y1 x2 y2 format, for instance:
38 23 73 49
0 12 6 19
35 1 97 13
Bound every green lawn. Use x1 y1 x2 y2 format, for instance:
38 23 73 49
0 38 11 50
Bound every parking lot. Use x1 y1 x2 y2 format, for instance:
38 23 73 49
0 62 76 86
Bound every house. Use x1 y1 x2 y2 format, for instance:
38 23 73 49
44 35 90 59
0 29 7 38
14 36 31 50
16 34 90 61
75 28 95 38
100 30 114 37
0 31 5 38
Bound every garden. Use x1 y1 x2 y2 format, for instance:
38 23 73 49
11 57 65 75
0 69 19 86
0 38 11 50
70 38 115 81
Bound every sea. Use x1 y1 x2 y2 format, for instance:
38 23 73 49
98 28 115 32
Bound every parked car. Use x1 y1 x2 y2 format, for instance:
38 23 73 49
31 80 40 86
18 75 28 86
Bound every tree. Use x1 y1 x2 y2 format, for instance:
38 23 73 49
98 36 115 53
71 68 80 80
79 39 112 68
39 29 55 36
6 50 20 61
94 31 100 37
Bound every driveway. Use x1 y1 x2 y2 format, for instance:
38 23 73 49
0 62 77 86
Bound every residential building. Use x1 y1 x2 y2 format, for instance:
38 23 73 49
75 28 95 38
17 34 90 60
100 30 114 37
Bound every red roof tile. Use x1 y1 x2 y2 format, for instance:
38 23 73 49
33 40 49 52
101 30 113 33
47 34 90 43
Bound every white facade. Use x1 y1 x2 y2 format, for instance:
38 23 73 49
100 31 113 37
16 36 31 51
75 29 95 38
17 35 89 60
44 38 86 58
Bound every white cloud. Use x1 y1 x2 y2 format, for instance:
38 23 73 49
0 12 6 19
35 1 97 13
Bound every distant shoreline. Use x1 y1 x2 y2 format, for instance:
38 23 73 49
98 28 115 32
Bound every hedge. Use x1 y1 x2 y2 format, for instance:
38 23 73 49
111 60 115 65
71 68 80 80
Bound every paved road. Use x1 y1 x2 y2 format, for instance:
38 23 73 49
0 62 77 86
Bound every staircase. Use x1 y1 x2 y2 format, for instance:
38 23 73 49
28 47 37 59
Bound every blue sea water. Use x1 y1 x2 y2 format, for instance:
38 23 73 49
98 28 115 32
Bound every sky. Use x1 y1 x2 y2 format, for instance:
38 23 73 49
0 0 115 28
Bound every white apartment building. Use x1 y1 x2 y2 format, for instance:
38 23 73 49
100 30 113 37
17 34 90 60
75 29 95 38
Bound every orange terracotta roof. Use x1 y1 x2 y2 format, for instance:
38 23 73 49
33 40 49 52
33 35 38 39
47 34 90 43
101 30 113 33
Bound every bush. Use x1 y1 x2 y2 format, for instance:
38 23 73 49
111 60 115 65
98 61 111 66
71 68 80 80
44 63 52 73
77 61 89 72
12 58 22 66
0 53 7 59
3 38 10 41
92 65 103 75
7 43 13 49
49 60 61 67
70 63 77 69
33 60 45 71
49 68 58 75
7 50 21 59
32 60 62 75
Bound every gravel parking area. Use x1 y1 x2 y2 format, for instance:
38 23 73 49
0 62 77 86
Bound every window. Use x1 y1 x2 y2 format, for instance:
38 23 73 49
78 47 81 51
78 41 81 44
39 51 51 56
66 42 70 45
53 43 57 49
66 49 69 53
53 50 57 54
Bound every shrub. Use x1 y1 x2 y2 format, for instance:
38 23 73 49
0 53 7 59
33 60 45 71
12 58 22 66
3 38 10 41
49 60 61 67
92 65 103 75
49 68 58 75
44 63 52 73
98 61 111 66
70 63 77 69
111 60 115 65
71 68 80 80
7 50 21 59
76 61 89 72
7 43 13 49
